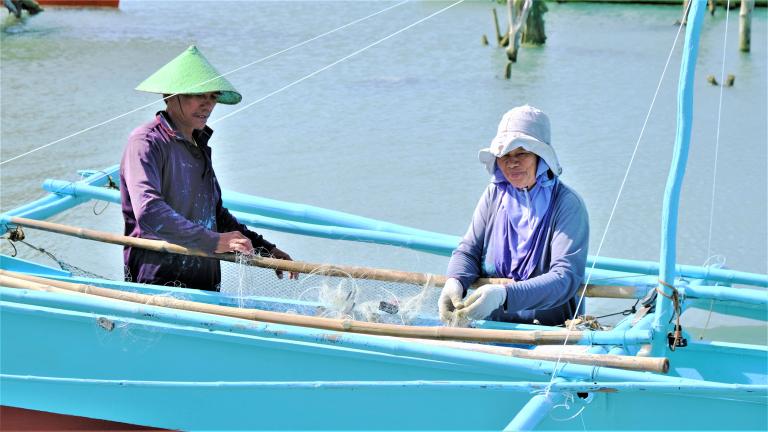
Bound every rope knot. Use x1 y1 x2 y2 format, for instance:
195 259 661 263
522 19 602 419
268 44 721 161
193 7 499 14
104 175 118 190
656 279 687 351
8 226 25 242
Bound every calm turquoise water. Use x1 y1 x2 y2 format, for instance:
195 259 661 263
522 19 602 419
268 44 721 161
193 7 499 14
1 1 766 335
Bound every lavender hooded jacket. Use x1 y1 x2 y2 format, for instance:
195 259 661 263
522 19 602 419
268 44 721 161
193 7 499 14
446 180 589 325
120 112 275 291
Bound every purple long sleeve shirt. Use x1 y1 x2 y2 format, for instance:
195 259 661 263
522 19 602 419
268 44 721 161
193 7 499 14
446 181 589 325
120 112 275 291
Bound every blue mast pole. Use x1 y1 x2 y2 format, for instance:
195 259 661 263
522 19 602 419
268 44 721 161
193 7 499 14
652 0 706 356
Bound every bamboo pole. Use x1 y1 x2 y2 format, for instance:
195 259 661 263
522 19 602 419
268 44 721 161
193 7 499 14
0 271 669 372
7 216 635 297
0 271 583 345
739 0 754 52
492 8 503 46
392 337 668 373
33 179 768 287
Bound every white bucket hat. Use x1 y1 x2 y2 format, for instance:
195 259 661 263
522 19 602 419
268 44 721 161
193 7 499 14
478 105 562 176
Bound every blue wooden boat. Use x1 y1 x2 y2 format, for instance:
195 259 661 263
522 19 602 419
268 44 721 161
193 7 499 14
1 2 766 430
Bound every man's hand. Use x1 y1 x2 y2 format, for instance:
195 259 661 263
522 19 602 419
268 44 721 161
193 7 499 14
456 284 507 321
438 278 465 323
269 247 299 280
215 231 253 254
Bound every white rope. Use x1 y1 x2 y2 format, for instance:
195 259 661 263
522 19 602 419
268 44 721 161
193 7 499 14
545 1 693 396
702 0 732 335
706 0 730 263
0 1 409 166
212 0 465 125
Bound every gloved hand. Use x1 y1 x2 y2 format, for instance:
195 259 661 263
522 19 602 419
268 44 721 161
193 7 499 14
456 284 507 321
438 278 465 323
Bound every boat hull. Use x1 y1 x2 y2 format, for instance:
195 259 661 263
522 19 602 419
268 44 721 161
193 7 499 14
2 287 766 430
0 406 166 431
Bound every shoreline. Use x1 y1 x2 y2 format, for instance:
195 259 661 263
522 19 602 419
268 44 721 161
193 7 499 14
554 0 767 7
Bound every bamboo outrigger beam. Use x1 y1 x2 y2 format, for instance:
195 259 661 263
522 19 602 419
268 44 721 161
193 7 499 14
6 216 632 297
29 181 768 287
0 270 669 373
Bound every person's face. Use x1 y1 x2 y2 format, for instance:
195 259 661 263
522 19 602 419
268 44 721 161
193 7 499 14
167 92 219 131
497 147 538 189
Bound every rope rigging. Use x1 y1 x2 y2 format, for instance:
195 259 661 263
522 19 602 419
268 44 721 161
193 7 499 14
1 0 741 377
656 279 687 350
212 0 465 126
544 0 694 396
702 0 733 336
2 225 107 279
0 0 411 166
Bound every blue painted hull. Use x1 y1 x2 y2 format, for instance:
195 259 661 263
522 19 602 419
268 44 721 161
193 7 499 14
2 283 766 430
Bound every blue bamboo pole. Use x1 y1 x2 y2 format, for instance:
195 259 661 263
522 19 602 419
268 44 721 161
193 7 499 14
0 168 120 235
33 179 768 288
587 256 767 288
2 374 765 397
685 298 766 321
37 180 459 255
2 196 79 225
683 285 768 306
41 179 119 202
38 180 451 240
2 195 62 221
608 346 627 356
230 211 458 255
0 288 673 382
588 346 608 354
504 379 566 431
222 190 448 239
653 0 706 357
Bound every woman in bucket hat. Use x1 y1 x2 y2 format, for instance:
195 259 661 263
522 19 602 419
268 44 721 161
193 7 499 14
440 105 589 326
120 45 296 291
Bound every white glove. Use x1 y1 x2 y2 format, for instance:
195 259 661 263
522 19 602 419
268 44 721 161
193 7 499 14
438 278 465 323
457 284 507 321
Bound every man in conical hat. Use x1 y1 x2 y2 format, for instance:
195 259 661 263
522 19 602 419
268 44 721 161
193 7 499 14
120 45 296 291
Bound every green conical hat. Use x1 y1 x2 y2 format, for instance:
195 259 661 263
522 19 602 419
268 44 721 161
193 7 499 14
135 45 242 105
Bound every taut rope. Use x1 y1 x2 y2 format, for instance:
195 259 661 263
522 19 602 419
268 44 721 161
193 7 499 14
0 1 410 166
544 0 694 396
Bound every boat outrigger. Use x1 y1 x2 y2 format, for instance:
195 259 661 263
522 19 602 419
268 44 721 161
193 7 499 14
1 2 766 430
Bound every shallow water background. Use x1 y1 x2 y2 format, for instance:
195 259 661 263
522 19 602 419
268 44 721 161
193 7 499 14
1 1 766 340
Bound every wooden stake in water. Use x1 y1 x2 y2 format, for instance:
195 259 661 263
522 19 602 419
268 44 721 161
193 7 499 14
491 8 503 46
506 0 521 62
739 0 754 52
680 0 691 25
505 0 533 64
522 0 547 45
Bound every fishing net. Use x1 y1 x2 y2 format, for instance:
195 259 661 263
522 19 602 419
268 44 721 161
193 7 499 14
219 253 443 326
3 229 444 325
4 235 110 280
